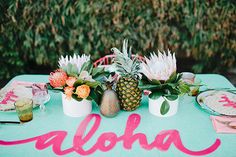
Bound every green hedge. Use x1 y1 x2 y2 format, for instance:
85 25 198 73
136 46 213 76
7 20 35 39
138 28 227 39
0 0 235 80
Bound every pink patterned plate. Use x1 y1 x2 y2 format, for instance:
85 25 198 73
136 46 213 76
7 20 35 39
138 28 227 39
197 90 236 116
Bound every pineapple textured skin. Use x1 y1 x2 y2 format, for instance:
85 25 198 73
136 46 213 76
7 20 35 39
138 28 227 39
112 39 142 111
116 76 142 111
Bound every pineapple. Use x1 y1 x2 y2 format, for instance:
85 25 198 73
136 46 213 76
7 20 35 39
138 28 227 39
111 39 142 111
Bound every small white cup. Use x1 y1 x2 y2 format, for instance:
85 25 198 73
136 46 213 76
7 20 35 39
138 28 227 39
181 72 195 84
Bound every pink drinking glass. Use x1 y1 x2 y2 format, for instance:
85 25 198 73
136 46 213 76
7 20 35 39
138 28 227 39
32 83 49 112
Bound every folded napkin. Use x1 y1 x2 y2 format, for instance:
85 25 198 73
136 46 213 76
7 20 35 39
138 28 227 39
211 116 236 134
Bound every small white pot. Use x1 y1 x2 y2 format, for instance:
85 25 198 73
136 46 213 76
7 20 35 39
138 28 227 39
61 93 92 117
148 96 179 117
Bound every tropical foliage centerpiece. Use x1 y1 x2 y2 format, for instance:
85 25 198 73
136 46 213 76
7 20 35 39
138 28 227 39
48 54 107 117
139 50 190 116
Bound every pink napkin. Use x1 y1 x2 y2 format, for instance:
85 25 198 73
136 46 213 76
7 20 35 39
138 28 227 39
211 116 236 134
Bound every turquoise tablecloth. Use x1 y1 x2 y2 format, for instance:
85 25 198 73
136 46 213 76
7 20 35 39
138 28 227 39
0 74 236 157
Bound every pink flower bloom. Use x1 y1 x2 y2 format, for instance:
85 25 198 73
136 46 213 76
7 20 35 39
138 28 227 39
49 69 68 88
64 86 74 99
141 50 176 81
66 77 77 87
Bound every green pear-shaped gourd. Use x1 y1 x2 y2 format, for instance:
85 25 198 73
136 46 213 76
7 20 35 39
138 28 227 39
100 86 120 118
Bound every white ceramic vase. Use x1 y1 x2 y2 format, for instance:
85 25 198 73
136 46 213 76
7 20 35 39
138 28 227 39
148 96 179 117
61 93 92 117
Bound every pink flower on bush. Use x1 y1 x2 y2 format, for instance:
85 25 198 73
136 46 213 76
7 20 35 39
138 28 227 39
66 77 77 87
49 69 68 88
64 86 74 99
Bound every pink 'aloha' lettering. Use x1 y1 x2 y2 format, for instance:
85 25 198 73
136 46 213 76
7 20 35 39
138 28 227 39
0 114 221 156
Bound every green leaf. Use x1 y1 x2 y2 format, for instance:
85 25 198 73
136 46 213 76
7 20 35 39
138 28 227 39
166 83 177 88
70 64 79 75
80 61 93 74
165 95 178 101
92 68 109 82
150 79 161 85
168 88 182 95
64 63 79 76
88 63 93 74
179 83 190 94
61 66 67 72
77 98 83 101
166 72 177 83
74 79 84 86
175 73 183 83
160 100 170 115
93 74 106 82
86 96 93 101
89 88 101 105
80 61 88 72
138 80 161 90
72 94 83 102
92 67 104 76
66 63 73 74
149 92 162 100
85 81 100 88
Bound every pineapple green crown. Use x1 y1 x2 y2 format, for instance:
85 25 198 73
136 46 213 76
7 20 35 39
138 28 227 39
111 39 141 79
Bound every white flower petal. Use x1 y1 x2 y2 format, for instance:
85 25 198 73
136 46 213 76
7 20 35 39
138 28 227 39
140 50 176 81
58 54 90 73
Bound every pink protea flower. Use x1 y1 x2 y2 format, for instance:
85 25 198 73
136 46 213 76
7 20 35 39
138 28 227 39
66 76 77 87
64 86 74 99
49 69 68 88
141 50 176 81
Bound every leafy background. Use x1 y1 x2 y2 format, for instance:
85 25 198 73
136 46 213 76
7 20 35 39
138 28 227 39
0 0 236 86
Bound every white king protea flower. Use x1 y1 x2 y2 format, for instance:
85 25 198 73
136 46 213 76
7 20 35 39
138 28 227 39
58 54 90 73
141 50 176 81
